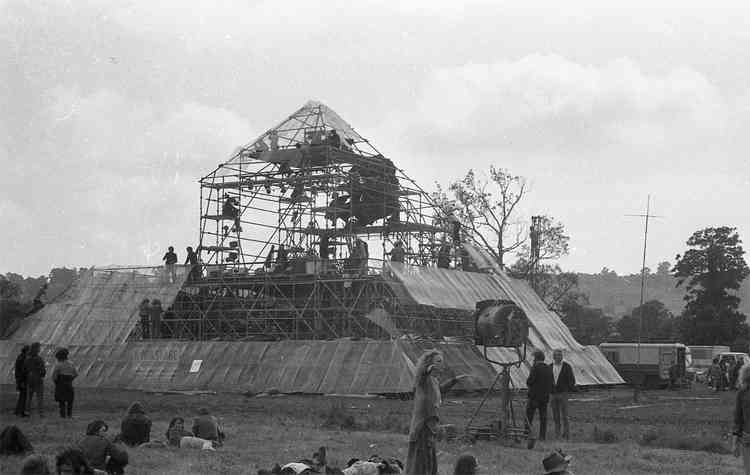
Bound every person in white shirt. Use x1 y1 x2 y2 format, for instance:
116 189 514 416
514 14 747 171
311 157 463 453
549 349 576 440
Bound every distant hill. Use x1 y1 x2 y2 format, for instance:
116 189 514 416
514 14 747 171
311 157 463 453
576 270 750 319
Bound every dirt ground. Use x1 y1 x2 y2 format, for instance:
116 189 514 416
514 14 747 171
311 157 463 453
0 383 744 474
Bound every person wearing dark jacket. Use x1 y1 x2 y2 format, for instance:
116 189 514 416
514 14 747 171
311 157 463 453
14 345 29 416
24 342 46 417
119 402 151 446
526 350 554 441
192 408 225 446
52 348 78 418
78 420 129 474
733 365 750 472
549 349 576 440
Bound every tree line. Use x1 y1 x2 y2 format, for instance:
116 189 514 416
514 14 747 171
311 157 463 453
437 167 750 351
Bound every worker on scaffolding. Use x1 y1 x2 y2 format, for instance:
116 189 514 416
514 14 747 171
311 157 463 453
222 194 242 232
437 243 451 269
185 246 200 282
150 299 163 339
162 246 178 283
139 298 151 339
326 129 341 149
352 238 369 275
264 245 276 271
275 244 289 273
389 240 405 264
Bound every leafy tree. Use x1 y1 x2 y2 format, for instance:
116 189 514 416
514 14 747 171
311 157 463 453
656 261 671 276
0 276 29 337
509 260 578 309
615 299 676 342
444 167 528 268
672 226 750 345
558 293 613 345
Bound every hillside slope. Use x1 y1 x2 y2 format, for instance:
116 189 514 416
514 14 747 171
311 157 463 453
576 271 750 318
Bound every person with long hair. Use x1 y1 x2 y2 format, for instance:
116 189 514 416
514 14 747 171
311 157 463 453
733 364 750 473
52 348 78 418
119 402 151 446
165 417 193 447
405 349 471 475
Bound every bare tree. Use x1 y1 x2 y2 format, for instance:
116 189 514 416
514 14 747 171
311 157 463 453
444 166 527 268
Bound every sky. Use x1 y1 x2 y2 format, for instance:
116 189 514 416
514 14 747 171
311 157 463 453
1 0 749 277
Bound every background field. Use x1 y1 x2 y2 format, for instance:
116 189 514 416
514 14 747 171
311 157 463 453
0 384 743 474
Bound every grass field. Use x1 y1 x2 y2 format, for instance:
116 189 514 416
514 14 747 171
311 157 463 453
0 383 744 474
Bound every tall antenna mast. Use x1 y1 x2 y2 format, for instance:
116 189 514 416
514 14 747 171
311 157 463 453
626 195 661 401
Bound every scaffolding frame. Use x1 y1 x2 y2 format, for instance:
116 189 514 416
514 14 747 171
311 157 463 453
143 101 473 341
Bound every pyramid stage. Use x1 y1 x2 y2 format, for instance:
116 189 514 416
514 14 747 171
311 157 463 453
2 101 623 394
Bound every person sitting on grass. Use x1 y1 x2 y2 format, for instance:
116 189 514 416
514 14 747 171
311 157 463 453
118 402 151 447
78 420 129 474
20 454 51 475
0 425 33 455
192 407 225 446
541 450 574 475
453 454 478 475
165 417 194 447
55 447 105 475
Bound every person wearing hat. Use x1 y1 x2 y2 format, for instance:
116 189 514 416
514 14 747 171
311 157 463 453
162 246 178 283
542 450 573 474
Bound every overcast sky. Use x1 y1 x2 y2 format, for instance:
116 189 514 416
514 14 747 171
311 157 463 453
1 0 749 277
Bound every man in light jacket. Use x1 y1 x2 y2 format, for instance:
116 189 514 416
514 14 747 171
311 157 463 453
550 349 576 440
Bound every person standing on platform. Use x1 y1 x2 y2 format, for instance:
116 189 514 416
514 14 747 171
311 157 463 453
162 246 178 283
549 349 576 440
138 299 151 339
390 241 405 264
24 342 46 417
14 345 29 417
150 299 163 339
526 350 554 441
185 246 199 281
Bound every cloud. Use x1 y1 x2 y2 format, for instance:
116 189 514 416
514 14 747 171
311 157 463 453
0 85 252 271
400 55 729 157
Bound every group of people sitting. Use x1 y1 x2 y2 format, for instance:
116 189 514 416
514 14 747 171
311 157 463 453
5 403 226 474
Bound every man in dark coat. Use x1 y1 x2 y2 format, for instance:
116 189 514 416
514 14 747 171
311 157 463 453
549 349 576 440
14 345 29 416
24 342 46 417
526 350 554 441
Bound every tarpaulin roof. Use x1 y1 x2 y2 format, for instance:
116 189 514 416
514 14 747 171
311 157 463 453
0 339 497 395
384 261 624 387
10 267 187 346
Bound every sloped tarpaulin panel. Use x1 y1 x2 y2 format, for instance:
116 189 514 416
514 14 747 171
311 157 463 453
0 339 499 395
400 341 498 392
384 261 623 386
10 267 188 346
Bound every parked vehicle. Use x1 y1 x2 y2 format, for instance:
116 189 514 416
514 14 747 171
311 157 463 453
599 342 690 388
689 346 730 382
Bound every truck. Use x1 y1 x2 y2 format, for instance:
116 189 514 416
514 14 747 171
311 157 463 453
598 342 690 388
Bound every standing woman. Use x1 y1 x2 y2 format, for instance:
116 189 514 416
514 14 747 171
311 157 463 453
405 349 470 475
733 364 750 473
52 348 78 418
